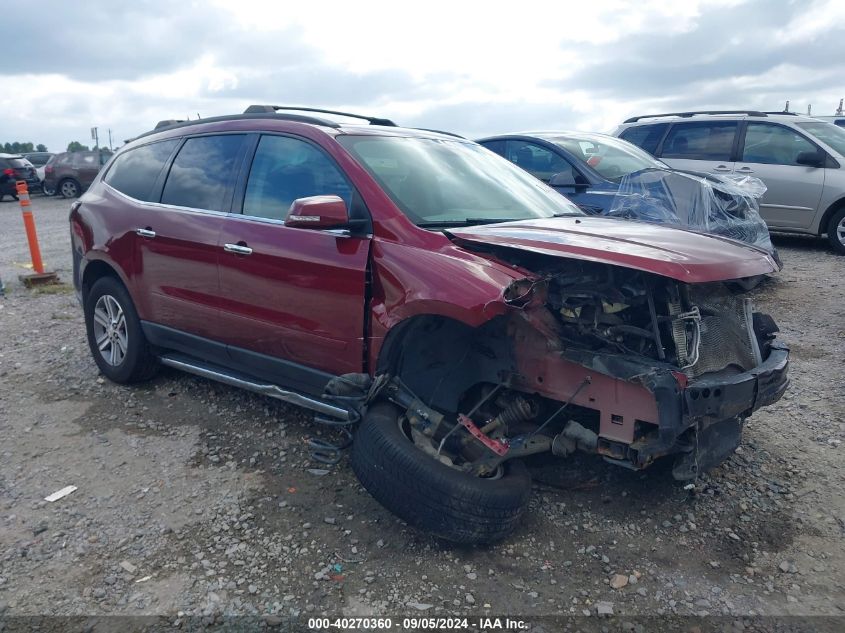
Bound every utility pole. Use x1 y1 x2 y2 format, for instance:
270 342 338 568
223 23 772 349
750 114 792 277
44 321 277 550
108 129 113 151
91 126 99 150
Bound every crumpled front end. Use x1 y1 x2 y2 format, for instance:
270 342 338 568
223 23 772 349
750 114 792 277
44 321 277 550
500 255 788 478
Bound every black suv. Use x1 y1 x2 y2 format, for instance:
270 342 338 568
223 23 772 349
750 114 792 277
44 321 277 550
0 154 39 200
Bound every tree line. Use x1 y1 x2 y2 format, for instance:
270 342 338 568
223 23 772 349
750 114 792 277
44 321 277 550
2 141 109 153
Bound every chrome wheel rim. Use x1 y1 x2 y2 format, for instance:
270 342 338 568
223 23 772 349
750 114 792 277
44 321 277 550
61 181 77 197
837 216 845 246
92 294 128 366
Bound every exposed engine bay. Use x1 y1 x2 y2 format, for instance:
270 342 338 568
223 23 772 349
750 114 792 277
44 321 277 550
504 258 765 378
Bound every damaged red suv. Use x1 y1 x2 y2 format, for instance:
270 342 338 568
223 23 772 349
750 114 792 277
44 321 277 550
70 106 789 543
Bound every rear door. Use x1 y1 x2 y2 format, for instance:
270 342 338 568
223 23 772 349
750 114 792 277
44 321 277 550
217 133 371 391
656 120 739 176
104 134 248 344
735 122 825 230
75 152 102 187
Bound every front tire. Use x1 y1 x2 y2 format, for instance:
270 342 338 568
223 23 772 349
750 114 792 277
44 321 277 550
84 276 158 383
41 182 56 196
351 402 532 544
827 206 845 255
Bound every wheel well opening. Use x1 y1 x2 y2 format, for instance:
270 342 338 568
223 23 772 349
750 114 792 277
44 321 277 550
376 315 514 413
820 198 845 236
81 261 121 301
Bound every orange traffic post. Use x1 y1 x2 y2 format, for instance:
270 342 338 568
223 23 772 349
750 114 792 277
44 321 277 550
15 181 58 287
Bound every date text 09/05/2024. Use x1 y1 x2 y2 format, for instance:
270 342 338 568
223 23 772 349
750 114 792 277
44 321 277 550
308 617 529 630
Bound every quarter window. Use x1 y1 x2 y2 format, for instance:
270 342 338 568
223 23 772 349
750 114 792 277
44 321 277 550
660 122 738 161
243 135 353 220
104 140 179 202
742 123 817 166
161 135 247 212
619 123 669 155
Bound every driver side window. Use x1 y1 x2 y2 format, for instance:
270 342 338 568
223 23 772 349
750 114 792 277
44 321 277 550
505 140 573 183
243 135 353 220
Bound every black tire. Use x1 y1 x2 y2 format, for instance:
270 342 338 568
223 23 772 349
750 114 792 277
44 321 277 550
827 206 845 255
351 402 532 544
41 182 56 196
59 178 80 198
84 276 158 383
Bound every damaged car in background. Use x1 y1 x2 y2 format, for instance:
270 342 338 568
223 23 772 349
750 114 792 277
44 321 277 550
70 108 789 544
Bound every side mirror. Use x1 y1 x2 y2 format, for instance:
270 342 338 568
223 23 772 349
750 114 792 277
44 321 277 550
285 195 349 229
796 150 825 168
549 171 576 187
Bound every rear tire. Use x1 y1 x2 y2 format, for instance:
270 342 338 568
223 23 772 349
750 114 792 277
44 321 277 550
827 206 845 255
84 276 158 383
42 182 56 196
351 402 532 544
59 178 80 198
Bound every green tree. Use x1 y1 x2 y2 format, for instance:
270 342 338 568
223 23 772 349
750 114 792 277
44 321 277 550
36 144 48 152
67 141 90 152
2 141 36 153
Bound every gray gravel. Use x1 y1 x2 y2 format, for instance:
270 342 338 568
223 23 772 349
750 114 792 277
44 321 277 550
0 195 844 621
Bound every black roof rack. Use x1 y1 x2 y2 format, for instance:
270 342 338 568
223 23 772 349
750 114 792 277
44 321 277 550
244 105 397 127
762 111 799 116
623 110 769 124
155 119 186 130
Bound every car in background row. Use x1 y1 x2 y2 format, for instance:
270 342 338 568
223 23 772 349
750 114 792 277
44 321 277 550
0 153 40 200
23 151 56 194
476 131 776 256
70 105 787 543
814 116 845 128
44 150 111 198
613 110 845 254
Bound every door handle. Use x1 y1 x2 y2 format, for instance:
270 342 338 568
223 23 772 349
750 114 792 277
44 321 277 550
223 243 253 256
736 167 754 173
135 228 156 238
712 165 732 172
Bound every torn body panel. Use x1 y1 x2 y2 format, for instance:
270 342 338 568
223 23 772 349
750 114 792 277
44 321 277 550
372 236 788 481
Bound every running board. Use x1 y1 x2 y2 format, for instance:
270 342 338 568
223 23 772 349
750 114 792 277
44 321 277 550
159 354 351 420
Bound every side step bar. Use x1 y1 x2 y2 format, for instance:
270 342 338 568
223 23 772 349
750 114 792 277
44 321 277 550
159 354 351 420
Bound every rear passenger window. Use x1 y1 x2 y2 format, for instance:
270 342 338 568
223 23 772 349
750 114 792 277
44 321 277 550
619 123 668 155
243 135 353 220
660 122 738 161
104 140 179 201
504 140 572 182
161 135 246 212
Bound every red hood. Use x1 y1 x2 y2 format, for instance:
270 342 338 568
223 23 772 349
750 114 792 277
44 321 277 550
447 216 778 283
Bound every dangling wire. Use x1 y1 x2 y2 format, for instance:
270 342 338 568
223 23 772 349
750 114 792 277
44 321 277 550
307 376 373 464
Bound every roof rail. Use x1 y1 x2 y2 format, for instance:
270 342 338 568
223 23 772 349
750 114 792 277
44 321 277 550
413 128 465 139
623 110 769 124
155 119 186 130
244 105 397 127
762 111 799 116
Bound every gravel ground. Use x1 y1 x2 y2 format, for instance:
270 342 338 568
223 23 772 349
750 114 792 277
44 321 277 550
1 195 844 628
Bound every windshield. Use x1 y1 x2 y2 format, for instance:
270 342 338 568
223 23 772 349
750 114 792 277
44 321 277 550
337 135 583 226
797 122 845 157
546 134 667 181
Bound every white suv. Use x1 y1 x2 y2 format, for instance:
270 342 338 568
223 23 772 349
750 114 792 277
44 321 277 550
613 110 845 254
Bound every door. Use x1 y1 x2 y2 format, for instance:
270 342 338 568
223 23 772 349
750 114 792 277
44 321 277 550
735 122 825 230
112 134 248 341
217 134 371 389
657 120 739 175
75 152 102 186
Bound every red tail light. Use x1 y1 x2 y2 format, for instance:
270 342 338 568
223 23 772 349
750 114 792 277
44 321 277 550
2 168 14 176
45 165 53 174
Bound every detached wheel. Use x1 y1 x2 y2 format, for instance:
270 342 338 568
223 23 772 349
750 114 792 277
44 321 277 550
84 276 158 383
827 206 845 255
351 402 531 544
59 178 80 198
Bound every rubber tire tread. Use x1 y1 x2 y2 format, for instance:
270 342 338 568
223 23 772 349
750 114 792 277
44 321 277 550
351 402 531 544
84 276 158 383
827 206 845 255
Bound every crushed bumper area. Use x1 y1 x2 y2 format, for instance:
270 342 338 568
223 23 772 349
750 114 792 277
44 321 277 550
684 342 789 421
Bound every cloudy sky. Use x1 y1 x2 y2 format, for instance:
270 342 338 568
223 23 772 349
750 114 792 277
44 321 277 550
2 0 844 152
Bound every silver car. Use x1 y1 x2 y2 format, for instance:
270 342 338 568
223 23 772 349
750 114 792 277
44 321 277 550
613 110 845 254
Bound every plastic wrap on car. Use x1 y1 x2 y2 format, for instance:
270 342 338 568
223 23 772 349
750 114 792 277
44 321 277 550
606 169 776 257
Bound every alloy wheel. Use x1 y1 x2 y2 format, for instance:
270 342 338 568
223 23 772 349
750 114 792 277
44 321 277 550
92 294 128 366
837 215 845 247
60 180 79 198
